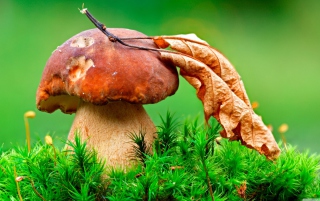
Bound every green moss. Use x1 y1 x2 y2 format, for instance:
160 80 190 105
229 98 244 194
0 114 319 200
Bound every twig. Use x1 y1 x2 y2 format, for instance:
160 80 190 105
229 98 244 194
120 36 213 49
79 8 205 61
79 5 211 49
80 8 161 51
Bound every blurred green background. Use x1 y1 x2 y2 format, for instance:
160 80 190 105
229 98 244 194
1 0 319 153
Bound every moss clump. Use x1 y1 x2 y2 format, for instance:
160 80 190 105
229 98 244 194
0 113 319 200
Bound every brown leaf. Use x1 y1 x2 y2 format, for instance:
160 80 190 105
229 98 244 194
159 47 280 160
154 34 251 108
236 181 247 199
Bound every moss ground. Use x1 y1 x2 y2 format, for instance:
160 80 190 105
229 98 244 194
0 113 319 200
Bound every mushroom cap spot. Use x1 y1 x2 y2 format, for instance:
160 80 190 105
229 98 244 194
36 28 179 114
70 36 94 48
66 56 94 82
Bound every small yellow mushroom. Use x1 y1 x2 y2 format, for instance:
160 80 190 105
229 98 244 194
278 124 289 134
24 111 36 152
278 123 289 151
45 135 53 145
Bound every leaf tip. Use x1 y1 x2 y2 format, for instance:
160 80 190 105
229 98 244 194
261 143 281 160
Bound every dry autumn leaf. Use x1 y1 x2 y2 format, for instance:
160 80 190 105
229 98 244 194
154 35 280 160
154 34 251 108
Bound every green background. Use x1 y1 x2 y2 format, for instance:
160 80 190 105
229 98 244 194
1 0 319 152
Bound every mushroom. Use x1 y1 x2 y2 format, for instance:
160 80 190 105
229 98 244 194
36 28 179 167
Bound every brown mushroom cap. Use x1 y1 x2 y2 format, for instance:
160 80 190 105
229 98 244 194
36 28 179 114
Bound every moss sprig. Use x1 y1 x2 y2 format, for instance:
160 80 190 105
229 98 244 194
0 113 319 200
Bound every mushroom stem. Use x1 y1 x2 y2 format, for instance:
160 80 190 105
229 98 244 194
68 100 156 168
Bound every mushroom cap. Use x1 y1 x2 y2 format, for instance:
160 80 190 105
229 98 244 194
36 28 179 114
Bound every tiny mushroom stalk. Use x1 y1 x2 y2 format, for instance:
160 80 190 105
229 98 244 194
24 111 36 152
36 28 179 167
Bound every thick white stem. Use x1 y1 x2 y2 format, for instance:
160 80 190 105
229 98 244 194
68 101 156 168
